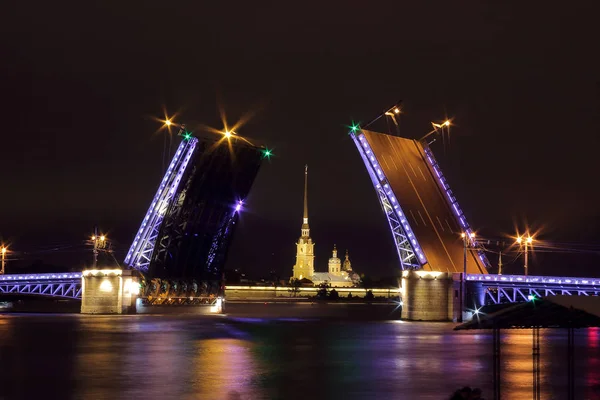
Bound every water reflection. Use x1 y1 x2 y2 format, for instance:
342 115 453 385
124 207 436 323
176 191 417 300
194 338 260 399
0 315 598 399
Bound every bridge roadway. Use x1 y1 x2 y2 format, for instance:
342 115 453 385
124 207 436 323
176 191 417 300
0 272 598 306
361 129 487 274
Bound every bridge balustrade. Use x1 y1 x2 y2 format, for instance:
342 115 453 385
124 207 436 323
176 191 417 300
467 274 600 305
0 273 82 299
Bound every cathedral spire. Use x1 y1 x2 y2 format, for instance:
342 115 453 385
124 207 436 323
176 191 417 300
303 165 308 223
301 165 310 237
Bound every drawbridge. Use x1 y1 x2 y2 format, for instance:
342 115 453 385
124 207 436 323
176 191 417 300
351 126 490 274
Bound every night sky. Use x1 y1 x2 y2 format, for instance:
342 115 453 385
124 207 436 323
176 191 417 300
1 1 599 278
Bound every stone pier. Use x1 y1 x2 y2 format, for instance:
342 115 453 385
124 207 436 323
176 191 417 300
401 270 455 321
80 269 141 314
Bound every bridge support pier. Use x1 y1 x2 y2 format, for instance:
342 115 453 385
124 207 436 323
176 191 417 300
81 269 141 314
401 271 454 321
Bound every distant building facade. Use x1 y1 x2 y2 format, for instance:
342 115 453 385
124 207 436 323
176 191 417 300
290 166 359 288
311 245 356 288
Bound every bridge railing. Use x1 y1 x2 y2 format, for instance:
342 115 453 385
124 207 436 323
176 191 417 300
0 273 82 300
466 273 600 305
467 273 600 287
0 272 82 282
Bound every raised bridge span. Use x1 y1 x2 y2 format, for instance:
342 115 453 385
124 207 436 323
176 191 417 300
1 121 598 310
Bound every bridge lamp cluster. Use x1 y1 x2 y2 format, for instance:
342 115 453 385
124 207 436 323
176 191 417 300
432 120 451 129
516 235 533 245
384 107 401 116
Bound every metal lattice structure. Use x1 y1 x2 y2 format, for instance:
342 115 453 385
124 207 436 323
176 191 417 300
124 135 198 272
467 274 600 304
350 131 423 269
148 139 262 280
124 125 264 280
0 273 82 299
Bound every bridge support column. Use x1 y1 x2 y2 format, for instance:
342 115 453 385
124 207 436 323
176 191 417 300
81 269 141 314
401 271 453 321
467 282 486 310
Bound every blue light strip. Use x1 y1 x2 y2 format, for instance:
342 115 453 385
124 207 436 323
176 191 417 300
352 131 426 267
0 273 82 281
124 137 198 270
422 146 492 270
467 273 600 287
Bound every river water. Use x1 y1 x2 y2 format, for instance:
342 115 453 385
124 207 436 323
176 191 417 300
0 312 599 399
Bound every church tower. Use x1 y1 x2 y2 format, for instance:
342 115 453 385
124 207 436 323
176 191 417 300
328 244 342 276
292 165 314 280
343 249 352 272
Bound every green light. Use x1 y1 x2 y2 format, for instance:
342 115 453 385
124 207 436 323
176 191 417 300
261 147 273 160
348 121 360 134
183 132 193 141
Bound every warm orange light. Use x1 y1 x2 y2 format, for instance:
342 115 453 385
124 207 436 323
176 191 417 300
100 235 106 241
516 236 523 244
393 107 400 114
224 130 232 138
461 232 466 238
526 236 533 244
165 119 172 127
443 120 450 126
469 232 475 238
1 247 6 254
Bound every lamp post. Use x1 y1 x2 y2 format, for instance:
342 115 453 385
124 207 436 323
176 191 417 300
1 246 6 275
460 231 475 321
516 235 534 276
91 228 107 269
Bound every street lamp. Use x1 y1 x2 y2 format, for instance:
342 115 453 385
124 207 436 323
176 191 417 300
1 246 7 275
460 231 476 321
420 119 451 142
516 234 534 276
91 228 107 269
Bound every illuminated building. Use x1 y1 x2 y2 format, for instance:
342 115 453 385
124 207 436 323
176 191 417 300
292 165 315 280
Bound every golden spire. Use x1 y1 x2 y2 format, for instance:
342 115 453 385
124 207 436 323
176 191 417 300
303 164 308 222
300 165 311 238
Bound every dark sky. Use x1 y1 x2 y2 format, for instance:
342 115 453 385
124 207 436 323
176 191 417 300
1 1 599 278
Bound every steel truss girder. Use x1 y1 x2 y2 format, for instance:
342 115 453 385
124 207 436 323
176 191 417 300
0 281 81 299
351 132 424 269
483 287 600 305
124 137 199 272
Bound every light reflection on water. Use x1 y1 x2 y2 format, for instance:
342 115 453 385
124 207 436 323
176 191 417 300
0 314 598 399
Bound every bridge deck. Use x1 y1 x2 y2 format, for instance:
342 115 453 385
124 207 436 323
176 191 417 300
362 130 486 274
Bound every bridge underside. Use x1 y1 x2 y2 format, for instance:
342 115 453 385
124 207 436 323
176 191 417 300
359 129 487 274
149 139 263 280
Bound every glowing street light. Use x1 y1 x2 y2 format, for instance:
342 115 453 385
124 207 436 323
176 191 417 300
431 120 451 129
1 246 7 275
516 234 534 276
165 119 172 127
459 231 476 322
384 106 402 127
91 228 108 269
